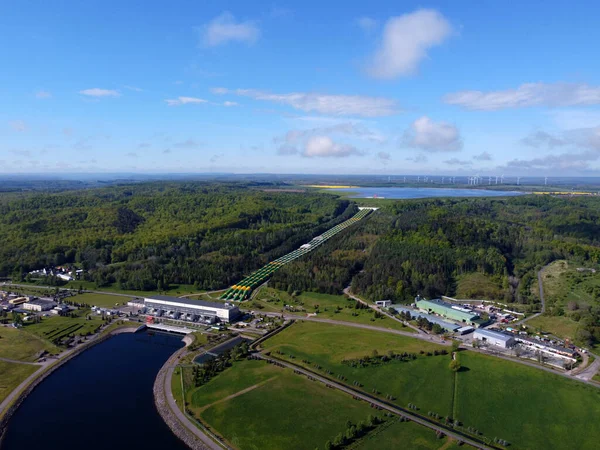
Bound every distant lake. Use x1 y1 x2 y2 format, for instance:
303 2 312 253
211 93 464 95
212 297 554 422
334 187 524 199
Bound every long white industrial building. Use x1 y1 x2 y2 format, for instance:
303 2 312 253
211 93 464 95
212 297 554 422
144 295 240 323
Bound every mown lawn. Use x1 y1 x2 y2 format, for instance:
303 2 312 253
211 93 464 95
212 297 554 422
455 352 600 450
0 326 59 361
249 288 415 332
526 315 581 341
263 321 454 415
0 361 39 404
199 363 375 450
70 292 129 307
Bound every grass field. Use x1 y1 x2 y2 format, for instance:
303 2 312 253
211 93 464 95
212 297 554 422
0 361 39 404
355 419 462 450
249 288 415 332
0 325 59 361
22 311 105 345
454 352 600 450
70 292 129 307
529 260 600 345
195 360 377 450
263 321 454 414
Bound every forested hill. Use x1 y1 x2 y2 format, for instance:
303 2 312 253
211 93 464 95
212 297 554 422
0 183 353 290
271 195 600 306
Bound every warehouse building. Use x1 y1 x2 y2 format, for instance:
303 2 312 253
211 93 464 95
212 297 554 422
144 295 240 324
22 299 56 312
473 328 515 348
416 298 481 326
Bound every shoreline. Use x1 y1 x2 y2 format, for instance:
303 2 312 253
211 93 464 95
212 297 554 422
0 324 140 444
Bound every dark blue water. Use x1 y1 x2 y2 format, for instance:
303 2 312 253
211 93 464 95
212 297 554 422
336 187 524 199
1 331 188 450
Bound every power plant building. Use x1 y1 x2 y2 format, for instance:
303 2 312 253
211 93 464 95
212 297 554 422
143 295 240 324
473 329 516 348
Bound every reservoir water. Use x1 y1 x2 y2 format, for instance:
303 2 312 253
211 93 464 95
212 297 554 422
1 331 188 450
335 187 524 199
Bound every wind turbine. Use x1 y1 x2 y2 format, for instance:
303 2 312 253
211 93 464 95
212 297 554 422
501 174 505 184
418 176 420 183
545 176 548 186
495 176 498 185
517 176 521 185
488 176 492 185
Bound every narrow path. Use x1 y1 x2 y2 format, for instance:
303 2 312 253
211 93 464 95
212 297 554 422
343 287 423 334
574 353 600 381
197 376 277 413
256 353 493 450
515 267 546 325
0 357 43 366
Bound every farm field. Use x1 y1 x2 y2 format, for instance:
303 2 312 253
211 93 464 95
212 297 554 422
525 315 581 341
22 311 105 346
454 352 600 450
249 288 414 332
70 292 128 307
262 321 454 414
0 361 39 404
0 325 58 361
197 361 378 450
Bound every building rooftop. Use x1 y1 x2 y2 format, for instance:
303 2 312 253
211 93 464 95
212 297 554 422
144 295 237 310
474 328 514 342
416 298 479 321
26 299 56 306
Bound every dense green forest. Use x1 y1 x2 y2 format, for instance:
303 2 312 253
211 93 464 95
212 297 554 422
271 196 600 304
0 183 353 290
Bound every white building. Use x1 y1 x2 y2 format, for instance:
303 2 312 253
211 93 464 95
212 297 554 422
473 328 515 348
144 295 240 323
23 299 56 312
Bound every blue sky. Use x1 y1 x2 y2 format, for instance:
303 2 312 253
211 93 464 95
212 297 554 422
2 0 600 175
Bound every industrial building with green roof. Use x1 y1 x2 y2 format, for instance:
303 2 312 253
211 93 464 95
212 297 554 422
415 298 481 326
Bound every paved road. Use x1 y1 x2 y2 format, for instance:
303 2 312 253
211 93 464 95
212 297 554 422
259 312 450 345
164 364 224 450
574 353 600 382
256 353 493 450
343 287 424 333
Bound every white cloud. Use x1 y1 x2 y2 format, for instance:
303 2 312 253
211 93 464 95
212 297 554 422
9 120 26 132
357 17 378 33
402 116 462 152
473 151 493 161
211 87 229 94
444 82 600 110
444 158 472 166
79 88 120 97
202 12 260 47
547 109 600 130
406 154 428 163
223 101 238 107
36 90 52 99
377 151 391 161
165 97 208 106
302 136 363 158
123 85 143 92
215 88 399 117
367 9 452 79
521 131 567 149
501 151 599 172
174 138 202 149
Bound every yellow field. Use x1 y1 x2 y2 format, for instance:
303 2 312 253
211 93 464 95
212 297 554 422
533 191 595 196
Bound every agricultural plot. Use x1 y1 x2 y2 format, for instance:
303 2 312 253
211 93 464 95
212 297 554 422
0 361 39 404
0 326 59 361
250 288 414 332
70 292 128 308
262 321 454 415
